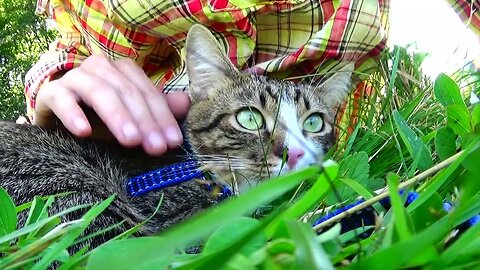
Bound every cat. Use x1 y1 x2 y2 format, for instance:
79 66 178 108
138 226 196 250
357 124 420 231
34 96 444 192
0 24 353 249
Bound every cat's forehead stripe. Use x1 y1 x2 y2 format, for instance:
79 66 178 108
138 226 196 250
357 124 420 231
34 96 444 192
294 88 301 103
264 85 277 100
303 95 311 110
259 93 266 108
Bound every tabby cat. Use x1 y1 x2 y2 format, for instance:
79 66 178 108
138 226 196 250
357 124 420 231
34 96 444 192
0 25 353 248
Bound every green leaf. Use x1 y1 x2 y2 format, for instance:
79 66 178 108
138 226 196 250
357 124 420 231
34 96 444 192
472 104 480 133
247 247 267 266
316 224 342 257
435 127 457 161
393 110 433 171
30 216 61 239
0 187 16 238
387 174 412 241
58 244 90 270
87 237 174 270
454 193 480 228
346 214 451 269
340 151 370 183
14 192 72 213
409 138 480 212
203 217 266 256
265 161 338 237
265 240 296 269
162 166 319 249
445 261 480 270
28 196 58 239
316 223 341 244
266 239 296 257
339 226 375 244
174 207 282 270
447 104 472 136
0 204 90 247
332 236 375 264
223 254 256 270
429 219 480 268
264 239 296 269
398 90 428 120
341 124 361 158
462 144 480 177
434 73 467 110
339 178 374 200
268 219 291 239
326 151 370 205
24 196 45 227
286 220 334 270
409 192 444 232
380 46 400 115
90 167 319 269
0 220 84 270
33 195 116 270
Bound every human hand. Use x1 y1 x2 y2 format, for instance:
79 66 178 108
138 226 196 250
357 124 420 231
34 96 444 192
33 54 190 156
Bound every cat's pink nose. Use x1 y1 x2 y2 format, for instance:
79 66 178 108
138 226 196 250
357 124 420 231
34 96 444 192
287 148 305 168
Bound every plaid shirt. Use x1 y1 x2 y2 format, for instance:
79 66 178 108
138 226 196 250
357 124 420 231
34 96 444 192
25 0 390 120
446 0 480 36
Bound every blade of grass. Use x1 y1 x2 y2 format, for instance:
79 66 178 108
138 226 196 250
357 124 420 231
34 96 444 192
386 173 412 241
32 195 115 269
286 220 334 270
0 204 91 246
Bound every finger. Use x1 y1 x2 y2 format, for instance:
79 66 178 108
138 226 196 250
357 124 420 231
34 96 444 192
163 92 191 121
83 57 170 154
34 81 92 137
113 59 184 149
143 92 184 149
61 67 146 148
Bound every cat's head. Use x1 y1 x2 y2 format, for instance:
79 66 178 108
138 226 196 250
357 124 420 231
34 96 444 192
184 24 353 192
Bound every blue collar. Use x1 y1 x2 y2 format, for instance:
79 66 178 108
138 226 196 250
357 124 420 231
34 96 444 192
126 159 232 199
126 134 232 199
126 159 204 197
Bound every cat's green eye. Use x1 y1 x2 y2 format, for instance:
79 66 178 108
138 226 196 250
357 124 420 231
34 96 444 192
236 108 264 130
303 113 323 133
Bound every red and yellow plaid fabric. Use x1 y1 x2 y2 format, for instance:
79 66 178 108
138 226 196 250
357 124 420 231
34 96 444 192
25 0 390 120
447 0 480 36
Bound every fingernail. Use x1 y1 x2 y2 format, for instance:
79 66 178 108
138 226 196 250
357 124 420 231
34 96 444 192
165 127 183 146
148 132 165 149
122 122 140 140
73 118 88 131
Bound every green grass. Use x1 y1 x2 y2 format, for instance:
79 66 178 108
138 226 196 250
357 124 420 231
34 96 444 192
2 45 480 269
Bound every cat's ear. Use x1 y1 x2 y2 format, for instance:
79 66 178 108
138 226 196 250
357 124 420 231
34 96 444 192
186 24 236 102
316 63 354 108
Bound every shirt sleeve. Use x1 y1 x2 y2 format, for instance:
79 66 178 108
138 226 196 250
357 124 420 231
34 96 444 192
24 0 91 122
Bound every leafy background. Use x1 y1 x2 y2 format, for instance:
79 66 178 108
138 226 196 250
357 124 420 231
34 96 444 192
0 0 56 120
1 0 480 269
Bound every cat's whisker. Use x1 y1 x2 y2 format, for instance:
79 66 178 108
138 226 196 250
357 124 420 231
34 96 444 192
181 154 246 160
203 160 266 167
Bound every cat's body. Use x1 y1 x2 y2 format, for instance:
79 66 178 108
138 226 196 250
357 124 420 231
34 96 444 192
0 121 214 239
0 25 353 249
